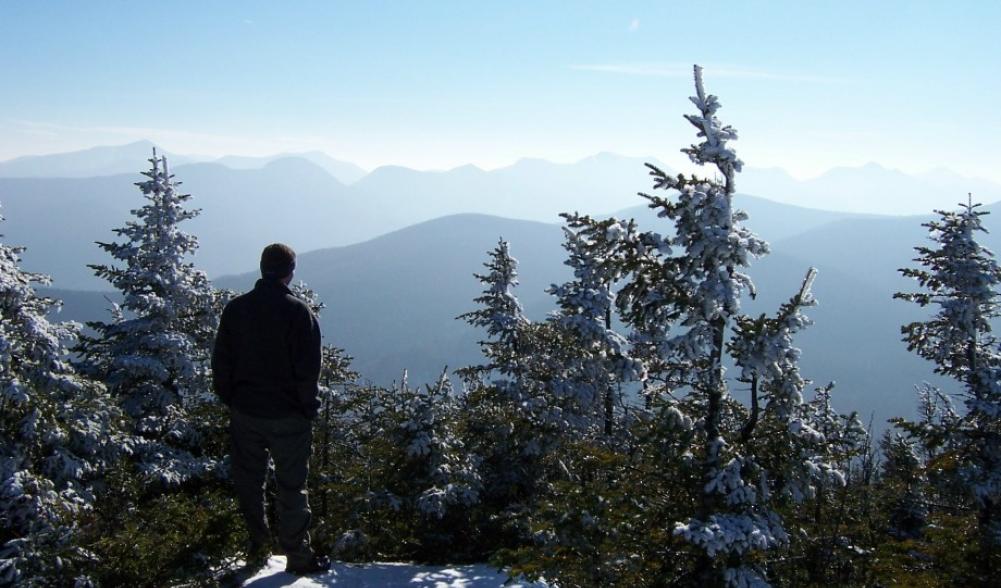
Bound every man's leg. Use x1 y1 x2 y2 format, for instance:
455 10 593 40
268 414 315 568
229 409 272 554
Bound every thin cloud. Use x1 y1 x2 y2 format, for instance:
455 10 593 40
570 63 845 84
628 18 640 32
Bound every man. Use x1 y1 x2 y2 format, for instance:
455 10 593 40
212 243 330 576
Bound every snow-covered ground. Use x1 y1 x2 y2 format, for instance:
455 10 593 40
243 556 548 587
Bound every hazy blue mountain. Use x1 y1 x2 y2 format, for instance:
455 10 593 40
741 162 1001 216
0 174 135 289
0 140 363 184
353 152 669 225
9 141 999 217
40 288 121 325
0 140 199 178
214 151 368 184
747 249 948 429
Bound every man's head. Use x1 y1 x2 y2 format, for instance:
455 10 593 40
260 243 296 283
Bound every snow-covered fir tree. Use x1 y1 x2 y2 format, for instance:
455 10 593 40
895 196 1001 561
459 238 582 452
0 204 123 586
610 65 845 586
77 150 219 486
457 238 530 394
547 214 644 436
457 239 579 548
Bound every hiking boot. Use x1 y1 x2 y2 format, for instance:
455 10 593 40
219 545 271 588
285 554 331 576
245 542 271 570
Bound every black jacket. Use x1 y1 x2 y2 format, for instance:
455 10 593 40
212 278 322 419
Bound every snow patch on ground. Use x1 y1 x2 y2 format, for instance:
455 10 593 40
243 556 548 587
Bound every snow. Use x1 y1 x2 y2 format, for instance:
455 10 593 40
243 556 548 587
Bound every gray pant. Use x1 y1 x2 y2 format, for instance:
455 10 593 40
230 408 315 566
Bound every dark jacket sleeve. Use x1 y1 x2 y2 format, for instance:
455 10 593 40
211 303 235 406
291 305 322 419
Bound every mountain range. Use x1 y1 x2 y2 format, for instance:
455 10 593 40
4 141 974 291
6 140 997 431
5 141 999 215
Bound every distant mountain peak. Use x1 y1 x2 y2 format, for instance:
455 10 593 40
448 163 486 174
0 140 195 178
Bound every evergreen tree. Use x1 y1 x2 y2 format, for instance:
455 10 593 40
458 240 579 553
548 214 644 436
77 150 219 486
457 238 530 395
0 204 123 586
497 66 856 588
457 239 556 452
895 196 1001 569
611 66 844 586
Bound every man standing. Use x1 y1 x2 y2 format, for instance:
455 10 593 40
212 243 330 576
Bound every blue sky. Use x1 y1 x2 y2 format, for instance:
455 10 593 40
2 1 999 181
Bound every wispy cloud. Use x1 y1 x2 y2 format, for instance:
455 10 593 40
628 18 640 32
570 63 845 84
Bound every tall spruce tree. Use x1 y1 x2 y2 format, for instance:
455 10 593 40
77 150 218 486
457 238 530 394
458 239 570 546
0 205 123 586
459 238 580 441
895 196 1001 569
611 66 845 586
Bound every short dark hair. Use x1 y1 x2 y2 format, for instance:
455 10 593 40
260 243 296 279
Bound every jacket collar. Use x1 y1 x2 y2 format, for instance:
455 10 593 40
254 277 293 295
